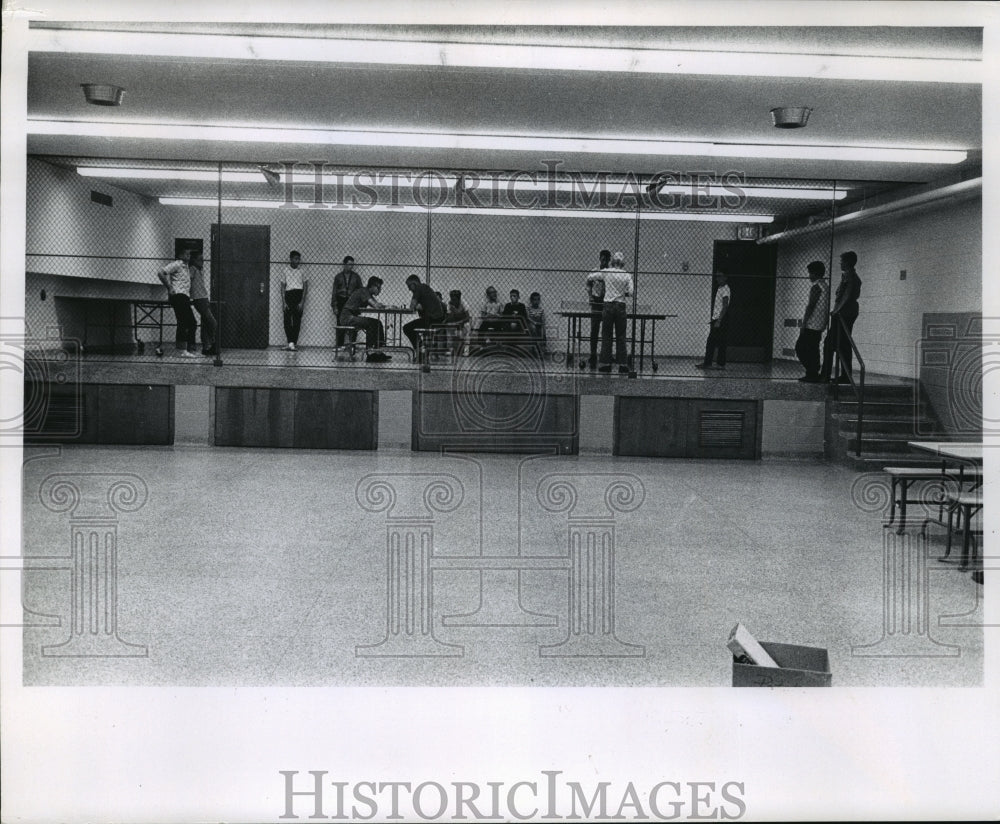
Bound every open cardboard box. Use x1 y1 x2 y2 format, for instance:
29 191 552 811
732 641 831 687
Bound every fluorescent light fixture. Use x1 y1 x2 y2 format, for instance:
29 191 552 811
76 166 263 182
157 196 774 222
28 28 982 84
34 121 967 164
76 165 849 199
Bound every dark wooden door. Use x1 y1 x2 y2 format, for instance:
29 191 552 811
711 240 778 362
211 224 270 349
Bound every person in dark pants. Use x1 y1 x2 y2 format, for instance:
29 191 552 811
281 250 308 351
795 260 829 382
586 249 610 368
332 255 362 347
821 251 862 384
594 251 632 373
157 253 199 358
340 277 391 362
402 274 446 358
188 251 218 356
695 272 730 370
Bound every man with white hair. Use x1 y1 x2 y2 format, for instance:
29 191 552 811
588 251 632 373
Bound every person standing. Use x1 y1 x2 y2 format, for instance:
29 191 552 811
332 255 362 347
591 251 632 374
187 251 218 356
586 249 611 368
695 272 731 370
339 276 391 362
280 250 308 351
821 251 862 384
402 274 446 356
157 252 199 358
795 261 829 382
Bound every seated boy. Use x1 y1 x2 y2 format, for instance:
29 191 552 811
339 276 392 363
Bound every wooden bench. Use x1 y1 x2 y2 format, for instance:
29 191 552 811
885 465 983 533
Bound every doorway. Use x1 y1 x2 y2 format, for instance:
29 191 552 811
711 240 778 362
210 224 271 349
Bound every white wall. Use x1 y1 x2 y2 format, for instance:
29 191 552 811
25 158 174 281
770 194 982 378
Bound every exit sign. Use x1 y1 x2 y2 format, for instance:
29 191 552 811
738 225 759 241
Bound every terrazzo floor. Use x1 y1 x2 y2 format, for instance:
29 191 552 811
19 445 984 687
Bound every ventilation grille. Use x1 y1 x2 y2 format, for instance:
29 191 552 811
699 410 745 449
25 389 84 437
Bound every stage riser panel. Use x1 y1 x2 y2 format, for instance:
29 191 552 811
615 397 760 459
412 391 578 454
214 387 377 449
24 383 174 445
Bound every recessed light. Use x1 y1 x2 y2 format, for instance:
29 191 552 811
770 107 812 129
81 83 125 106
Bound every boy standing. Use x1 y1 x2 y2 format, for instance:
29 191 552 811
796 261 828 382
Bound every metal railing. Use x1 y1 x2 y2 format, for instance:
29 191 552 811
832 314 866 457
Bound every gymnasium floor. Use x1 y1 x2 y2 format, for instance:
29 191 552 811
20 444 983 687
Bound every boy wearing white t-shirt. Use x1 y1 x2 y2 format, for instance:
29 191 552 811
280 250 309 351
695 272 731 370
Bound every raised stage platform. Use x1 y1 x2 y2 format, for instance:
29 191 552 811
24 347 913 458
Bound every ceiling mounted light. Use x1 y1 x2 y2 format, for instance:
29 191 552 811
81 83 125 106
770 107 812 129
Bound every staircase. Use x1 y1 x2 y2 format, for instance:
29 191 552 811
825 381 945 471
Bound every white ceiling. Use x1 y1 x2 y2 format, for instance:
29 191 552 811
26 23 983 191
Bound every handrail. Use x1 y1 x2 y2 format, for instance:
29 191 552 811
832 314 866 457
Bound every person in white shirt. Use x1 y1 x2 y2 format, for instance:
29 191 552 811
156 253 199 358
695 272 731 370
795 261 829 382
585 249 610 368
589 251 632 373
280 250 309 351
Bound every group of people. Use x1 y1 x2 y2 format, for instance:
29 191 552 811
584 250 635 373
158 245 861 379
156 249 217 358
795 251 862 384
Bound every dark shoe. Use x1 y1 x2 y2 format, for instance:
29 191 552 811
800 374 823 383
618 365 630 374
597 365 612 373
834 375 851 384
694 362 709 370
366 351 391 363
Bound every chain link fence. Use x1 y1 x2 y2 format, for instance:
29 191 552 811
24 155 893 372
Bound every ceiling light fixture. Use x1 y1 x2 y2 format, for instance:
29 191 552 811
30 29 982 84
77 165 850 199
770 107 812 129
38 122 967 165
80 83 125 106
157 196 774 222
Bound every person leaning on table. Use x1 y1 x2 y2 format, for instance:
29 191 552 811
156 252 200 358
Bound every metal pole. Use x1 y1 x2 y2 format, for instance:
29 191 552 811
213 162 224 366
425 208 432 286
628 202 640 378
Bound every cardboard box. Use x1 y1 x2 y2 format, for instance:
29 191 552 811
732 641 831 687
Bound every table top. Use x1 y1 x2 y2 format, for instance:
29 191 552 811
908 441 984 462
361 306 415 315
557 305 673 320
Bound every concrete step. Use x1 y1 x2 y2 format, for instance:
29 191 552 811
832 415 939 436
838 432 921 454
